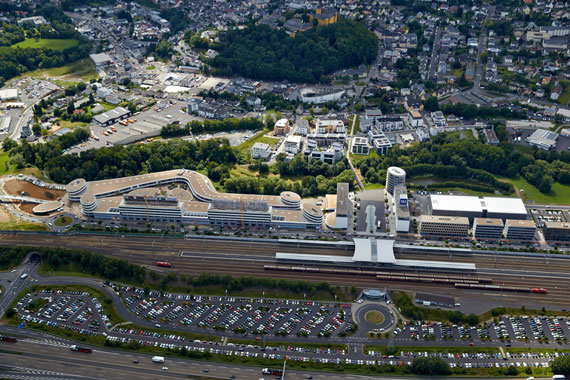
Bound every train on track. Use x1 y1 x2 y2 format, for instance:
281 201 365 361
264 265 547 294
264 265 491 283
455 283 547 294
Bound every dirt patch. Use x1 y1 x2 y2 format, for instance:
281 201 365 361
18 203 37 215
4 179 65 200
0 205 13 223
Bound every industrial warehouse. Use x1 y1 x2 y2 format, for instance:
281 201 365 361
66 169 329 229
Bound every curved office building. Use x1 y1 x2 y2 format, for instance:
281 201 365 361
67 169 322 229
385 166 406 196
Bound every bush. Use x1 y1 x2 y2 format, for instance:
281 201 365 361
410 357 451 375
552 355 570 377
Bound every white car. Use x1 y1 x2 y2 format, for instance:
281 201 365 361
162 367 168 371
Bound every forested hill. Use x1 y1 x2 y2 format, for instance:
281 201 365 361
208 18 378 83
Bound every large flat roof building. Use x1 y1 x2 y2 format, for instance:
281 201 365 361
430 195 527 222
526 129 558 150
504 219 537 241
93 106 131 126
419 215 469 237
0 89 18 101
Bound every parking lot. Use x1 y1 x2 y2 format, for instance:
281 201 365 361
394 315 570 344
10 287 570 369
530 208 568 228
121 285 350 339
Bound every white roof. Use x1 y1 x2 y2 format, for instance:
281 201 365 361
89 53 112 64
430 194 482 213
285 135 302 144
0 89 18 100
275 252 353 263
352 238 396 263
482 197 527 216
164 85 190 93
395 259 476 270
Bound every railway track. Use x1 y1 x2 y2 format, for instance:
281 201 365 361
2 233 570 305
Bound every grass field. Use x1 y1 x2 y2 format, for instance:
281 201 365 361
19 58 98 81
503 176 570 205
12 38 79 51
236 129 279 156
0 151 16 175
0 219 48 231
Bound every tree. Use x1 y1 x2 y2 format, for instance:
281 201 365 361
552 356 570 377
410 357 451 376
2 138 17 152
449 310 464 324
466 313 479 326
423 96 439 112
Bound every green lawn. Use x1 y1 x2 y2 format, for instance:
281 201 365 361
451 68 464 79
504 176 570 205
54 216 73 227
559 92 570 106
18 58 98 81
12 38 79 51
237 129 279 156
0 151 16 175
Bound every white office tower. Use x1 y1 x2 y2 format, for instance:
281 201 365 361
385 166 406 196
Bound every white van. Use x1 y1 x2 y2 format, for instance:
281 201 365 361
152 356 165 363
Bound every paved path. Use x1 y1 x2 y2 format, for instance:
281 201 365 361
347 115 364 191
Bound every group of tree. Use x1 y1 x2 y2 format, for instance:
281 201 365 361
356 128 570 194
161 117 264 138
208 18 378 83
409 357 451 376
188 272 334 296
448 310 479 326
0 246 145 283
0 7 91 84
440 103 526 120
4 132 237 184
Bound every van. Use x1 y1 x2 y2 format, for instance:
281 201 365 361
20 273 28 279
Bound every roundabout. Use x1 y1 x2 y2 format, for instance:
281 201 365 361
353 302 394 334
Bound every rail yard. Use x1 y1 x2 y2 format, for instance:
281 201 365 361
1 233 569 308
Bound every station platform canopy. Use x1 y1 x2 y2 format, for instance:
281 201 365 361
275 238 476 271
353 238 396 264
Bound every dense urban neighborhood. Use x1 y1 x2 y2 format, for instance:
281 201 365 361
1 0 570 379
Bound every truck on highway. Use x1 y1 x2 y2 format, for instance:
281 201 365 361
552 376 565 380
20 273 28 280
152 356 165 363
156 261 172 268
531 288 547 294
0 336 17 343
70 345 92 353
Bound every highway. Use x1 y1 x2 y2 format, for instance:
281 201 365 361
2 333 529 380
1 233 570 308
